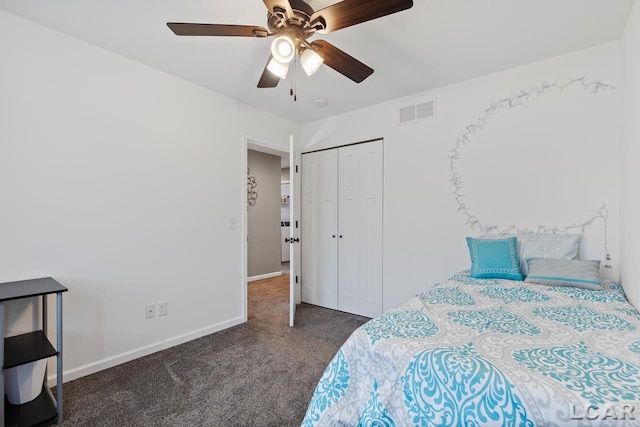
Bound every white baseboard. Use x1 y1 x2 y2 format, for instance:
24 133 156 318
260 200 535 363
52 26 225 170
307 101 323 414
47 315 245 385
247 271 282 282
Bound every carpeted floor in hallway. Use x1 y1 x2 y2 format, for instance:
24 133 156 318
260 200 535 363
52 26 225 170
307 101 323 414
55 275 369 426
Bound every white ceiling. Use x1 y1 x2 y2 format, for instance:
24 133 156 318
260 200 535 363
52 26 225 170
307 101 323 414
0 0 634 124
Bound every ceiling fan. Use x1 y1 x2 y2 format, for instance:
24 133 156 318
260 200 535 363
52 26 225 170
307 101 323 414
167 0 414 88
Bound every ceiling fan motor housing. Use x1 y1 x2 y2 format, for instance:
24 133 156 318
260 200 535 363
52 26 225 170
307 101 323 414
267 0 325 48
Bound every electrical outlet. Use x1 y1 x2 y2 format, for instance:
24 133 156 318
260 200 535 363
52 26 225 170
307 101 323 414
158 301 168 317
145 303 155 319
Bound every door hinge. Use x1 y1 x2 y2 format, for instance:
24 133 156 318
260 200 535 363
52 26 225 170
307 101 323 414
295 165 298 173
296 220 299 228
296 275 298 284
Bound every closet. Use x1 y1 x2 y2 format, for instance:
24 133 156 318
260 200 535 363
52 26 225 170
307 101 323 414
301 139 383 318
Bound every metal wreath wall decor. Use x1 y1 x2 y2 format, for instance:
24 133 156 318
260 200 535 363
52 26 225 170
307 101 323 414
247 168 258 208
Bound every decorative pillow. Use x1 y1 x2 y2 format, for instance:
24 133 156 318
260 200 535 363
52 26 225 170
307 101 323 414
524 258 601 290
466 237 523 281
517 233 582 276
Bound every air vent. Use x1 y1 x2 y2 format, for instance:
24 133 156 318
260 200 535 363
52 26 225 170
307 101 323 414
399 106 416 124
399 99 437 124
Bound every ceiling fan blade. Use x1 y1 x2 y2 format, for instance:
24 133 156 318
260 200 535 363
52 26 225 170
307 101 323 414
312 40 373 83
311 0 413 34
167 23 269 37
263 0 294 18
257 55 280 88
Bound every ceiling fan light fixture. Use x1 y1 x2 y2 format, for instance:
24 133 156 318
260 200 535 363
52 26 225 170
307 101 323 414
300 49 324 76
267 57 289 79
271 35 295 63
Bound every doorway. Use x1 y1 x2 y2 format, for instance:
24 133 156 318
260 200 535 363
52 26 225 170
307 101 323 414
246 148 288 281
244 139 291 321
243 136 300 326
247 149 284 281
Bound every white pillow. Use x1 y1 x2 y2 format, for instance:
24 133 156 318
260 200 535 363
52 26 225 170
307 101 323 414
517 233 582 276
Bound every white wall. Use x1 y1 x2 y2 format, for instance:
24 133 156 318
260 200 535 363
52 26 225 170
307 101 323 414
301 42 622 311
0 10 296 381
621 1 640 309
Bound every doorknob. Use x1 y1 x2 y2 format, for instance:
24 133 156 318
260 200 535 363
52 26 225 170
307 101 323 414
285 238 290 243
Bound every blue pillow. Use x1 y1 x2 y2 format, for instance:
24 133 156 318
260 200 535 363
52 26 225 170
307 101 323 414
524 258 602 290
466 236 523 280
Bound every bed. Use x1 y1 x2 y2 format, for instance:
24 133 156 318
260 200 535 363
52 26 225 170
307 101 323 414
302 236 640 426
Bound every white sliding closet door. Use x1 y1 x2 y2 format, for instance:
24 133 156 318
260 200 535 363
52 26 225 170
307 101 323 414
338 141 383 318
301 149 338 309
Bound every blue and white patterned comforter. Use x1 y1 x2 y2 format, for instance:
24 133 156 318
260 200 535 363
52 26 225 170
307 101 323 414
303 272 640 426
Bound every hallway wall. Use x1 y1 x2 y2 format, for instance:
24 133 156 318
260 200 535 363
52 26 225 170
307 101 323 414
248 150 282 277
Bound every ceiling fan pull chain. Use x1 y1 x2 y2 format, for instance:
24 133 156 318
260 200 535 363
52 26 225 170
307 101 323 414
289 55 297 101
290 56 294 98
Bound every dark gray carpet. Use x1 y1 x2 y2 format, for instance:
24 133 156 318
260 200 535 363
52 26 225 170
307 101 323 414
55 276 369 426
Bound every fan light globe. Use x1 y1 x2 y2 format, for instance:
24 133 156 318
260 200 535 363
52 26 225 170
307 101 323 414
271 36 295 63
300 49 324 76
267 57 289 79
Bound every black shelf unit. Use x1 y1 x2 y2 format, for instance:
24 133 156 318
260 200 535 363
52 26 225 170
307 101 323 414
4 386 57 427
4 332 58 369
1 278 67 427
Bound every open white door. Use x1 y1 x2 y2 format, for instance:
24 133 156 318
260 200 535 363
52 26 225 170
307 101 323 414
289 135 301 326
